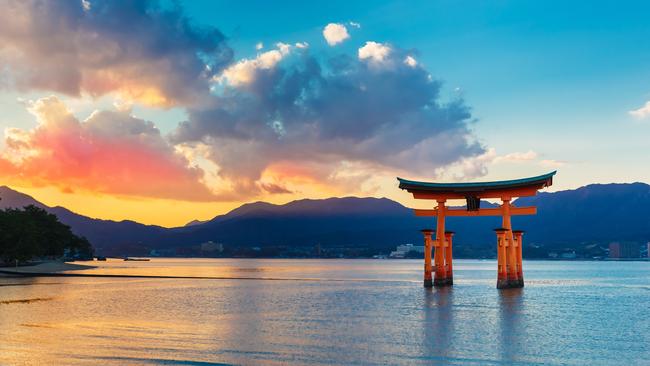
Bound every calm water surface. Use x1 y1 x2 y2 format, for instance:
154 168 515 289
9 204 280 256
0 259 649 365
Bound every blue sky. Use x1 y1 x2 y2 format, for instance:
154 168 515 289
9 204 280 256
181 0 650 188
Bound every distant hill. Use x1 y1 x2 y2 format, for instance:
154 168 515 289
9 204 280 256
159 197 424 250
1 183 650 257
0 186 166 253
515 183 650 245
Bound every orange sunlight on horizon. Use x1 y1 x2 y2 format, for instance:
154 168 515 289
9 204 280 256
13 183 423 227
15 186 239 227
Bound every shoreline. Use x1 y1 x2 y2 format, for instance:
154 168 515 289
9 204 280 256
0 261 96 276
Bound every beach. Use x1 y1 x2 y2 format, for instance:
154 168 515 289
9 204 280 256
0 261 96 276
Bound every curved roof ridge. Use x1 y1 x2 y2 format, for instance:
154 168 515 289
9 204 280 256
397 171 556 193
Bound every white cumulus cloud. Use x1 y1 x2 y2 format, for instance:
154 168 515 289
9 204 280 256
404 55 418 67
323 23 350 46
358 41 392 65
217 43 291 86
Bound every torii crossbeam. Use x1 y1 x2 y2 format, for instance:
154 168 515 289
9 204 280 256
398 171 556 289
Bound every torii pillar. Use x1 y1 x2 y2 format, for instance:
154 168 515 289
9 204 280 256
421 229 434 287
513 230 525 287
433 199 449 287
444 231 455 285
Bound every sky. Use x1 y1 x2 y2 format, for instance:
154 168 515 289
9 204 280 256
0 0 649 227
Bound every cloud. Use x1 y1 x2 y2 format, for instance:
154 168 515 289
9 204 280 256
539 159 567 168
216 43 292 87
0 3 491 201
358 41 392 65
404 56 418 67
172 42 485 195
441 149 563 181
450 148 498 180
494 150 538 163
323 23 350 46
629 101 650 119
0 96 215 201
259 182 292 194
0 0 232 107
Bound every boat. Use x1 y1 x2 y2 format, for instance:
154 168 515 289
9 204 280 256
124 257 150 261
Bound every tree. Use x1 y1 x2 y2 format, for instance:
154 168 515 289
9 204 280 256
0 205 94 264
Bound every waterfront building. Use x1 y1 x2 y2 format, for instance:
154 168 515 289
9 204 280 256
389 244 425 258
608 242 641 259
200 241 224 253
560 251 577 259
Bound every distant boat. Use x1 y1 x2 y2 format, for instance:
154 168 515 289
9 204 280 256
96 256 107 261
124 257 150 261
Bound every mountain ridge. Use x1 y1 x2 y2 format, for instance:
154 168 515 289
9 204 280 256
1 183 649 257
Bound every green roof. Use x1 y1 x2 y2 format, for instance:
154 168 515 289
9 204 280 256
397 171 556 193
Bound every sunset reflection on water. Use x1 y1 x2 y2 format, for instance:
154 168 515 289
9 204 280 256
1 259 649 365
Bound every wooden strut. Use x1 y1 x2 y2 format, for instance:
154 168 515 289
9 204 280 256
433 200 452 287
444 231 454 286
513 230 525 287
414 206 536 217
497 199 523 289
421 229 434 287
495 228 508 288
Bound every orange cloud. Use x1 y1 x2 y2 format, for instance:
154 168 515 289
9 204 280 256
1 96 215 201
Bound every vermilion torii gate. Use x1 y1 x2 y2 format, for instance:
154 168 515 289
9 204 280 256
398 171 556 289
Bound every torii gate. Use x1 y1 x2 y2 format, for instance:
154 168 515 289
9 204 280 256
397 171 556 289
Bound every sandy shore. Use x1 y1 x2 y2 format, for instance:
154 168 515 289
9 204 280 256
0 260 96 275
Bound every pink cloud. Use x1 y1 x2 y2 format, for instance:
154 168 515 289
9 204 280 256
1 96 215 201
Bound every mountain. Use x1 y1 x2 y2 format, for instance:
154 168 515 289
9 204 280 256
1 183 649 257
0 186 166 253
158 197 424 250
515 183 650 245
149 184 650 257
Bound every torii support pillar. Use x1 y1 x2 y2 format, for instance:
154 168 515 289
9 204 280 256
444 231 455 285
421 229 434 287
513 230 525 287
495 228 509 289
495 228 524 289
433 200 451 287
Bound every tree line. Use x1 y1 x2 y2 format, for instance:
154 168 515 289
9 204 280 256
0 205 93 264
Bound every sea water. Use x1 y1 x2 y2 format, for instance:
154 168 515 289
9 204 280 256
0 259 648 365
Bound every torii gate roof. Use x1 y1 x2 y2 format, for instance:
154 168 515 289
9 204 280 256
397 171 556 199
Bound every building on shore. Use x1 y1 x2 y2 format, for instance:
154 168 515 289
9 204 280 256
608 242 641 259
200 241 224 254
389 244 425 258
560 251 577 259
